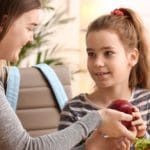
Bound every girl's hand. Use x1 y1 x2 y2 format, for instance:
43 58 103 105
85 130 106 150
116 137 131 150
85 130 131 150
132 106 147 138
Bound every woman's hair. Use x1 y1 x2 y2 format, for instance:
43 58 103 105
0 0 41 41
87 8 150 89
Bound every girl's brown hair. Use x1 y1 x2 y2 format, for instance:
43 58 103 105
0 0 41 41
87 8 150 89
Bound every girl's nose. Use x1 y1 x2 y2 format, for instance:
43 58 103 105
94 57 105 67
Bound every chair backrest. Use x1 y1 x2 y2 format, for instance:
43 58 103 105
16 65 72 137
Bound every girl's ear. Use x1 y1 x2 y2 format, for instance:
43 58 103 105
128 48 139 67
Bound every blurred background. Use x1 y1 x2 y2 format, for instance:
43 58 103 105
15 0 150 97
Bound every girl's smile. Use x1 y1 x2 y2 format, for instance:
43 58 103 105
95 71 111 80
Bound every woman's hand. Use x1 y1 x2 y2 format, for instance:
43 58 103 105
98 108 136 140
85 130 131 150
132 106 147 138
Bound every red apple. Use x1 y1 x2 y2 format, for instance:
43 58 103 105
108 99 134 129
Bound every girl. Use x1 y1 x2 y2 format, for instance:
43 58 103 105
58 8 150 149
0 1 136 149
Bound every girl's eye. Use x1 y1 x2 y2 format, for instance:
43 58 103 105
87 52 96 57
104 51 114 56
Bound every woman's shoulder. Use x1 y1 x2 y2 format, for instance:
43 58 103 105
0 81 5 92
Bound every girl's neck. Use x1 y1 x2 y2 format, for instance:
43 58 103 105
88 86 132 108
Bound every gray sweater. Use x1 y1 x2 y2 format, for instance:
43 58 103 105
0 82 101 150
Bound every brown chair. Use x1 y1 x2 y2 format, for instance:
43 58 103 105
16 65 72 137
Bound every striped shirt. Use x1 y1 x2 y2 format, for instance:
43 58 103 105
58 88 150 148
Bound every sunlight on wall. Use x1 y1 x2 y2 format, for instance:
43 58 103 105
81 0 150 31
80 0 103 30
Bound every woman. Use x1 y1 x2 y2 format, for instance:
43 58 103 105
0 0 136 149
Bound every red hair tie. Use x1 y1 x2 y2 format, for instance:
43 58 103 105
111 9 124 16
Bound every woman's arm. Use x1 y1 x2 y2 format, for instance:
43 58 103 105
0 82 101 150
0 82 135 150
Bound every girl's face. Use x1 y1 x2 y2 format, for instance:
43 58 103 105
0 9 42 62
86 30 138 89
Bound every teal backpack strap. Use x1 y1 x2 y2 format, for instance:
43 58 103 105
34 64 68 110
5 66 20 111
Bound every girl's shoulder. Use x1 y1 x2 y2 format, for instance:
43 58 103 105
63 93 86 106
65 93 88 106
131 88 150 104
63 93 96 110
133 88 150 99
72 93 87 102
